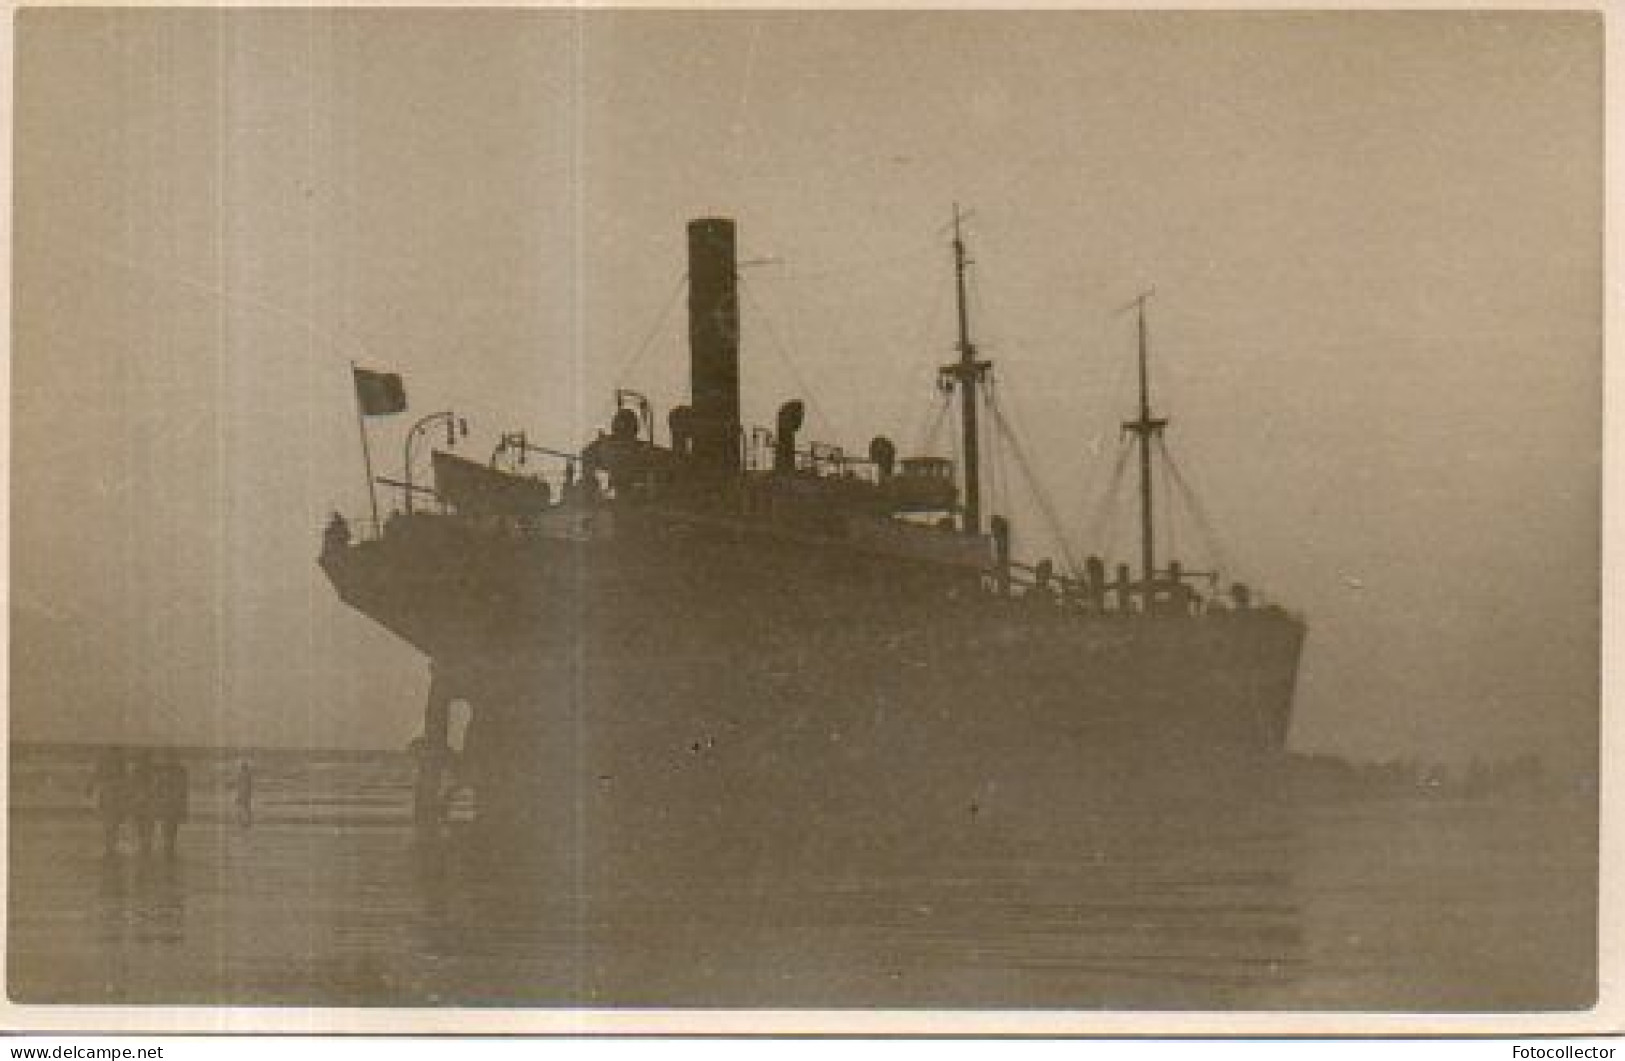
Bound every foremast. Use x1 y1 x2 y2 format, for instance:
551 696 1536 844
938 204 993 536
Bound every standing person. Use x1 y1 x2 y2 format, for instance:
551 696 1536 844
233 760 254 827
152 752 189 858
126 751 157 856
87 747 128 855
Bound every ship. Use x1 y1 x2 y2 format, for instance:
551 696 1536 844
320 213 1306 868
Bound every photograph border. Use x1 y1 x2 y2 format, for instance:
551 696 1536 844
1 0 1615 1037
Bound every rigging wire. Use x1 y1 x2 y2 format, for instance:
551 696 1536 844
1161 431 1179 565
917 394 951 453
986 388 1084 576
990 357 1102 576
917 394 952 456
611 270 688 386
1059 307 1142 539
1082 442 1134 560
981 378 1008 523
954 211 1067 551
1156 435 1235 580
739 277 846 442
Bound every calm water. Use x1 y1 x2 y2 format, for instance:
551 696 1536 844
7 745 1596 1009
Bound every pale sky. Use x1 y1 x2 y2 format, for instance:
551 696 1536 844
12 10 1601 769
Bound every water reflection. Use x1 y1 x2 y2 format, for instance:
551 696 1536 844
94 853 133 999
132 857 187 948
92 851 187 999
9 757 1595 1009
396 794 1309 1007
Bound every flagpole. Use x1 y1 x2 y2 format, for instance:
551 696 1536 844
351 361 382 536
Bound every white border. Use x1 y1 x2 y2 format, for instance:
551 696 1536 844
1 0 1615 1037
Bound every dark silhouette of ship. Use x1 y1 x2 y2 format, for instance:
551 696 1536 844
320 214 1305 860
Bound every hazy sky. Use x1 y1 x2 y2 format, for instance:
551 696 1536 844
12 9 1601 767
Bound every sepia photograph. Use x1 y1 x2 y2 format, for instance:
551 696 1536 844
6 5 1605 1031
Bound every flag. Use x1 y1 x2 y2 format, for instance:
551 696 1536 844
353 367 407 416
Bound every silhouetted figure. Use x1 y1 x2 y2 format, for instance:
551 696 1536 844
87 747 128 855
233 760 254 827
126 751 157 856
152 753 189 858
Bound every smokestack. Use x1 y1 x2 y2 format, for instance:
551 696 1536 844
687 218 741 472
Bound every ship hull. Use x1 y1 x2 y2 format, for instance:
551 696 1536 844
322 514 1305 870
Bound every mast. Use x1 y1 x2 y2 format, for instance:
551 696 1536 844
1122 291 1167 607
939 204 992 535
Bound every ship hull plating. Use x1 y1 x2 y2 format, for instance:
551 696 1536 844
322 514 1305 866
